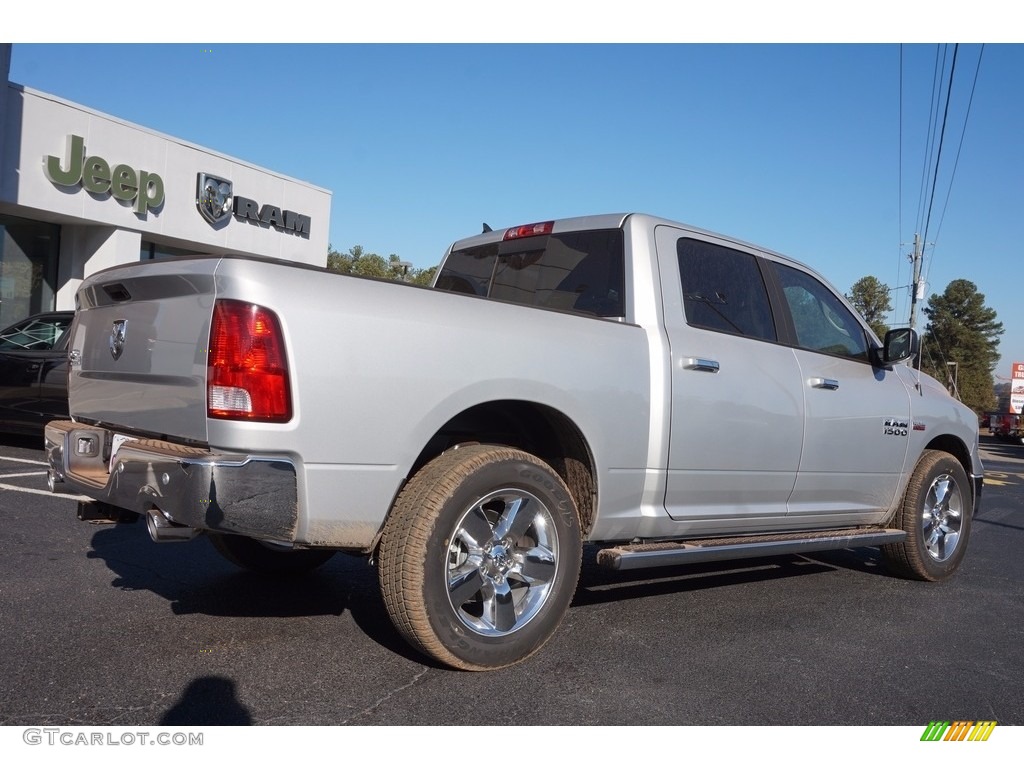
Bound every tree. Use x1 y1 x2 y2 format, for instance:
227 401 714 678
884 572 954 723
994 381 1011 413
847 276 893 339
326 245 436 285
920 279 1003 413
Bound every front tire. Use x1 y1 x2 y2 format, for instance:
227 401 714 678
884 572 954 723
881 450 972 581
207 532 336 574
378 445 582 671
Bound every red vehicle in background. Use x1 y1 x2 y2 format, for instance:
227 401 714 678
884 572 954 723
988 413 1023 445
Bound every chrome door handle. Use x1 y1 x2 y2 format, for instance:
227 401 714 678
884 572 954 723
684 358 720 373
810 377 840 390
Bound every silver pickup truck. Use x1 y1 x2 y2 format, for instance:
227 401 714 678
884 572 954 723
45 213 983 670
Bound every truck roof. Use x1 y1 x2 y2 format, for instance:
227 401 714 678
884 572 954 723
448 212 803 268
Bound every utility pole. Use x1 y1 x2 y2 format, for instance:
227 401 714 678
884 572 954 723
908 233 924 330
946 361 959 398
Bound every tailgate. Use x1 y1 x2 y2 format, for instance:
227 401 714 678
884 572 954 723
69 257 221 443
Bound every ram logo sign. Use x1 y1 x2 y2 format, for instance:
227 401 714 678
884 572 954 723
196 173 233 225
195 172 311 236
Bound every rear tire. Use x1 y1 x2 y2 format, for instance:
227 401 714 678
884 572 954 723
207 532 335 574
881 450 972 581
378 445 582 671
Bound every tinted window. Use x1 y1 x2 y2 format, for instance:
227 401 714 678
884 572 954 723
677 238 776 341
771 263 869 361
436 230 625 318
0 316 71 351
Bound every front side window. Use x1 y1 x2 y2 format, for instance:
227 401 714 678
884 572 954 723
677 238 776 341
435 229 625 318
772 263 869 361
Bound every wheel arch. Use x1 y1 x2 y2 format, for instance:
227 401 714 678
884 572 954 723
406 400 598 536
923 433 973 477
920 432 980 513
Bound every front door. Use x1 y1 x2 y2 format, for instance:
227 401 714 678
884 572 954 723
768 262 913 520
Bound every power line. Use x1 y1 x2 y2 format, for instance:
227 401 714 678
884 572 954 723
930 45 985 252
900 44 982 330
914 45 947 236
921 43 960 251
895 45 905 328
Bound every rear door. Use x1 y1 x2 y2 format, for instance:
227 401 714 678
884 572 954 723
656 226 804 525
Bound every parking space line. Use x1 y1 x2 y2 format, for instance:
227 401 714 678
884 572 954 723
0 482 91 501
0 471 47 479
0 454 49 466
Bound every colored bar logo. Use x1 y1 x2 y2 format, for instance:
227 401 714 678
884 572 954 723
921 721 997 741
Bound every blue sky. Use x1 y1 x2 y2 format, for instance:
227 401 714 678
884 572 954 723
7 41 1024 378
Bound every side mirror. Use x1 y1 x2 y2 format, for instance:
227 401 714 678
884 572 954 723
879 327 918 365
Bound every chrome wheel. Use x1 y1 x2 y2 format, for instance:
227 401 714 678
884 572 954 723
881 449 972 582
378 445 582 670
446 489 559 637
920 473 963 563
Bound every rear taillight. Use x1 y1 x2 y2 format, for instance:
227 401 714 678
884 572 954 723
208 300 292 422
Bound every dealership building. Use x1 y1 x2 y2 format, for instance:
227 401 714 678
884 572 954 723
0 44 331 329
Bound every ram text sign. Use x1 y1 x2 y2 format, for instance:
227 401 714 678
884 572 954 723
196 172 311 235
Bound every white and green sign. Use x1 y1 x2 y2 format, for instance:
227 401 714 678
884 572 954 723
45 134 164 215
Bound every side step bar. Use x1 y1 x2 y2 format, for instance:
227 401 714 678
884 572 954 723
596 527 906 571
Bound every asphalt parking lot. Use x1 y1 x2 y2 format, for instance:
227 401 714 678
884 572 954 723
0 434 1021 727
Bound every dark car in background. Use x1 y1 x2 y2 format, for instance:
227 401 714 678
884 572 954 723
0 311 73 437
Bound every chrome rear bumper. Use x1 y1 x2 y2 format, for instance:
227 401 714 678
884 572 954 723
44 420 299 541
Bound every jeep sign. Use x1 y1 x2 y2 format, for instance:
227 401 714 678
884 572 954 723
45 135 165 216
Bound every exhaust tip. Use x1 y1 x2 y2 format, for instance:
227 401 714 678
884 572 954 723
146 509 198 543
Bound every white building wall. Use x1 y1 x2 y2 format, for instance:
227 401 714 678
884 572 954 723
56 226 142 310
1 83 331 268
0 45 10 186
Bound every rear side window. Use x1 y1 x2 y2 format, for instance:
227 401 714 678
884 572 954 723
677 238 776 341
435 229 625 318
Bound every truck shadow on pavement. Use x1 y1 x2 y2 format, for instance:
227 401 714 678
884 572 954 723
86 519 431 666
85 519 896 666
